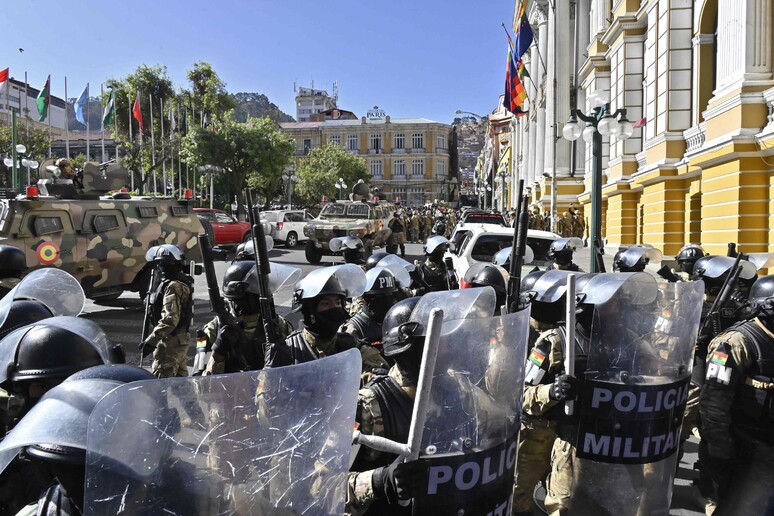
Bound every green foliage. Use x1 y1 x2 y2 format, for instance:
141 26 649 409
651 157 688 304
0 122 53 188
187 62 235 124
231 92 294 123
181 116 293 204
295 143 370 205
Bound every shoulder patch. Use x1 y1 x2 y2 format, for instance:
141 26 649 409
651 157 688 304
705 342 735 387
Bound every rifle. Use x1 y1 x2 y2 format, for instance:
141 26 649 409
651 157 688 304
700 251 746 341
139 266 158 367
444 256 459 290
594 236 606 273
199 233 247 372
244 189 283 366
506 180 529 313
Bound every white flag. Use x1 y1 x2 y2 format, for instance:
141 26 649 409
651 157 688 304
169 101 177 132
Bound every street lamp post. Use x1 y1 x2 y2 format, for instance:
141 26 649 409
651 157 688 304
198 164 223 209
335 177 347 200
495 170 511 212
4 144 36 191
562 97 633 272
282 168 297 208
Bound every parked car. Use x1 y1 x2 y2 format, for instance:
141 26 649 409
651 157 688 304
261 209 313 247
193 208 252 247
446 225 560 281
457 210 506 227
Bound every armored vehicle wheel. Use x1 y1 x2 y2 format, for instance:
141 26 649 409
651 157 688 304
285 232 298 248
305 241 322 264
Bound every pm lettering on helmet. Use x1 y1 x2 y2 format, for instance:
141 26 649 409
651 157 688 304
377 275 395 290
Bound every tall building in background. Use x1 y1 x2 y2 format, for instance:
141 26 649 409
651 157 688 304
0 77 67 138
295 83 338 122
505 0 774 259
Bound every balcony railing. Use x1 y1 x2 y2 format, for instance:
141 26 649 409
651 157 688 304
393 148 407 154
409 148 425 154
368 148 382 154
436 147 448 154
347 149 360 155
683 123 706 153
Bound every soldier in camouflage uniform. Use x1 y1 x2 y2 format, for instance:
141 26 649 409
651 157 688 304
0 245 26 298
411 236 457 293
140 245 195 378
512 270 579 516
348 297 421 516
198 260 293 375
699 275 774 514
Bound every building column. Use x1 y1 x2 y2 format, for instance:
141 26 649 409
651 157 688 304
716 0 773 91
532 6 549 187
546 0 572 177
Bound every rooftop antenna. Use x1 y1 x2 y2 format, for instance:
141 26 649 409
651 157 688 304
293 81 297 93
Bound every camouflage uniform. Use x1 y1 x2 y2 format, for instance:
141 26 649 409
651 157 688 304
145 277 194 378
409 214 420 243
422 214 433 241
199 312 293 375
699 319 774 513
512 328 564 515
347 365 415 515
0 278 20 299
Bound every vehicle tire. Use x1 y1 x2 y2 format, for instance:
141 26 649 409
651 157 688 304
93 290 124 303
305 241 322 264
363 238 374 259
243 232 252 243
199 218 216 246
285 232 298 248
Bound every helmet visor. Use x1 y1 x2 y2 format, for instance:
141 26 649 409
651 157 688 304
0 268 85 329
577 272 658 306
296 264 367 299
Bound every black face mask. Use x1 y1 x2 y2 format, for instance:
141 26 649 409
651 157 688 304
429 249 445 263
307 306 350 338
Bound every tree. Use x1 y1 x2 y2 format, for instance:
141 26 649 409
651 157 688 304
181 116 293 205
295 143 370 205
187 62 235 125
0 122 52 187
231 92 294 123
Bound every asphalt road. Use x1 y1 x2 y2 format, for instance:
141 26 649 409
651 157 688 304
80 241 705 516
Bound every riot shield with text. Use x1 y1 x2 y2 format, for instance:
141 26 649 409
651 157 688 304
570 275 704 515
408 309 530 515
84 349 361 515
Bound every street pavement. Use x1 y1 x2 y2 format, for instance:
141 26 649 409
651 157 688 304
80 240 705 516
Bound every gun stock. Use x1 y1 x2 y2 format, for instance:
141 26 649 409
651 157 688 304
506 180 528 313
594 236 606 273
244 190 282 356
700 251 745 338
139 267 158 365
657 265 681 283
199 233 247 371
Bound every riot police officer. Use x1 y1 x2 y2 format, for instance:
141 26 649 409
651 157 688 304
198 260 294 375
365 252 390 271
331 236 366 266
545 237 583 272
0 245 26 298
265 265 387 382
342 266 402 346
348 296 422 515
676 243 707 278
612 244 662 272
461 262 507 314
140 244 195 378
412 236 457 293
699 275 774 514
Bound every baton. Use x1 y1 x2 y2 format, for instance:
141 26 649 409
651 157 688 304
564 274 576 416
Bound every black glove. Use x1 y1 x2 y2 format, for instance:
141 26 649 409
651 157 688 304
138 340 155 358
212 322 242 357
372 461 423 504
549 374 580 401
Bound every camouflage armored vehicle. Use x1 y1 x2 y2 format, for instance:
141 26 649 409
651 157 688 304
302 196 394 264
0 159 204 300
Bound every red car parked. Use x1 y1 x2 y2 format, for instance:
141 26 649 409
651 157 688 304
193 208 252 247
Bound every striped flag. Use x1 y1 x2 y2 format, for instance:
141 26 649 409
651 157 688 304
102 89 115 128
0 68 8 98
503 40 527 116
36 75 50 122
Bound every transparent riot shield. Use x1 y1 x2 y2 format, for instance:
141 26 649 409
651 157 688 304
570 278 704 515
408 309 530 515
0 267 85 328
85 349 362 515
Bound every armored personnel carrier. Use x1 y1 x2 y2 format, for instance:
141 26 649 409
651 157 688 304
0 158 204 300
302 180 394 264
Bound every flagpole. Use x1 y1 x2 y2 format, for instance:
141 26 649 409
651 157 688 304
160 96 166 196
100 84 106 162
24 72 29 133
149 93 156 194
86 83 90 162
63 76 68 159
47 77 52 159
128 92 134 191
177 102 182 193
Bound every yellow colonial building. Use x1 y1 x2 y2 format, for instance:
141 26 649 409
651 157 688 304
509 0 774 258
280 112 453 206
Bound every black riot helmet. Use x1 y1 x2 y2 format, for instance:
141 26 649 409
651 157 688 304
524 270 572 326
0 300 54 340
222 260 256 304
366 251 390 271
364 267 399 296
146 244 185 276
613 245 661 272
676 244 707 275
748 275 774 325
65 364 155 384
463 263 507 309
381 297 423 357
521 270 547 293
691 255 758 297
0 245 26 277
10 325 104 386
547 238 581 266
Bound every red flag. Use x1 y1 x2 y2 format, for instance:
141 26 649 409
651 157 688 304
0 68 8 99
504 46 527 116
132 94 144 135
632 117 647 128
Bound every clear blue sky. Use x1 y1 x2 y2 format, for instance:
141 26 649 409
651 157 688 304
3 0 514 123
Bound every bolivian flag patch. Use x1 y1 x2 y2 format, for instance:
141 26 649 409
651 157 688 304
196 338 207 351
711 351 729 366
528 349 546 367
